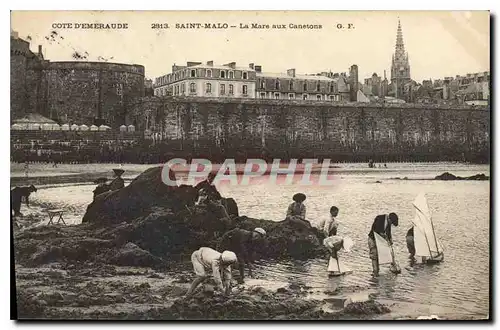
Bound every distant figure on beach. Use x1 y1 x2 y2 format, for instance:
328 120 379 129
11 185 37 217
384 163 387 168
286 193 312 229
323 235 354 276
109 169 125 190
217 227 267 284
185 247 238 297
368 213 399 276
406 227 416 260
323 206 340 237
93 178 110 200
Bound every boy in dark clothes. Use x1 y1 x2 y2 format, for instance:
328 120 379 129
367 212 399 276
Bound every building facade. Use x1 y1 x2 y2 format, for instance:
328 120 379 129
255 68 350 101
155 62 358 102
154 61 257 99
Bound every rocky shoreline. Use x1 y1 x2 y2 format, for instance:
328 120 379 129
12 166 488 320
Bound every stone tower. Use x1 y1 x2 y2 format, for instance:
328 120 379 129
390 19 411 98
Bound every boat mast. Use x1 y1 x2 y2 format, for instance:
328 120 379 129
428 206 440 255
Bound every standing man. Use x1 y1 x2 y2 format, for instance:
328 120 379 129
185 247 238 297
109 168 125 191
217 227 267 284
368 212 399 276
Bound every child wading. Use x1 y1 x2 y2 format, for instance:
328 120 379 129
368 213 400 276
323 206 340 237
323 235 354 276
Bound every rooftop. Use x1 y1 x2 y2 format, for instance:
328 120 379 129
256 72 335 81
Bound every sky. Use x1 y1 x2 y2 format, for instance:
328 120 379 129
11 11 490 82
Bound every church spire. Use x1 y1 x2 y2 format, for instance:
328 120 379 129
395 19 406 58
390 19 411 99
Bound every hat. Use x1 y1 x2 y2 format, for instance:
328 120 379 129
342 236 354 253
112 169 125 176
254 228 266 236
221 251 237 264
292 193 307 203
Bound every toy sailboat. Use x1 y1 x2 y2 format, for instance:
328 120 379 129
411 193 444 263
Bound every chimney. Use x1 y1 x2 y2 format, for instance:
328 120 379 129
207 60 214 66
225 62 236 69
286 68 296 78
38 45 42 55
249 63 254 69
254 65 262 73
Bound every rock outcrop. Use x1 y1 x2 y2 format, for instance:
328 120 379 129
15 166 325 267
434 172 489 181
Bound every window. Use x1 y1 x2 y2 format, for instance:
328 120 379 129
316 81 321 92
303 82 307 91
289 93 294 99
229 71 234 79
274 93 280 99
243 85 248 95
181 83 185 94
289 80 294 90
330 95 335 101
243 72 248 79
229 84 234 95
317 94 322 100
190 83 196 93
275 79 280 90
220 71 226 78
175 85 179 95
303 94 308 100
181 71 185 78
329 84 334 93
260 80 265 89
206 69 212 78
220 84 226 95
191 69 196 78
260 92 266 98
206 83 212 93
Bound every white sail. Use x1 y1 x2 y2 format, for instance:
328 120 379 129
327 257 351 273
411 193 443 258
374 232 393 264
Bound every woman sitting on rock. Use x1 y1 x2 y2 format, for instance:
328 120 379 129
285 193 312 230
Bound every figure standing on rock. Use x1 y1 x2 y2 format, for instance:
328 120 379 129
109 168 125 190
185 247 238 297
285 193 313 230
217 227 267 284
